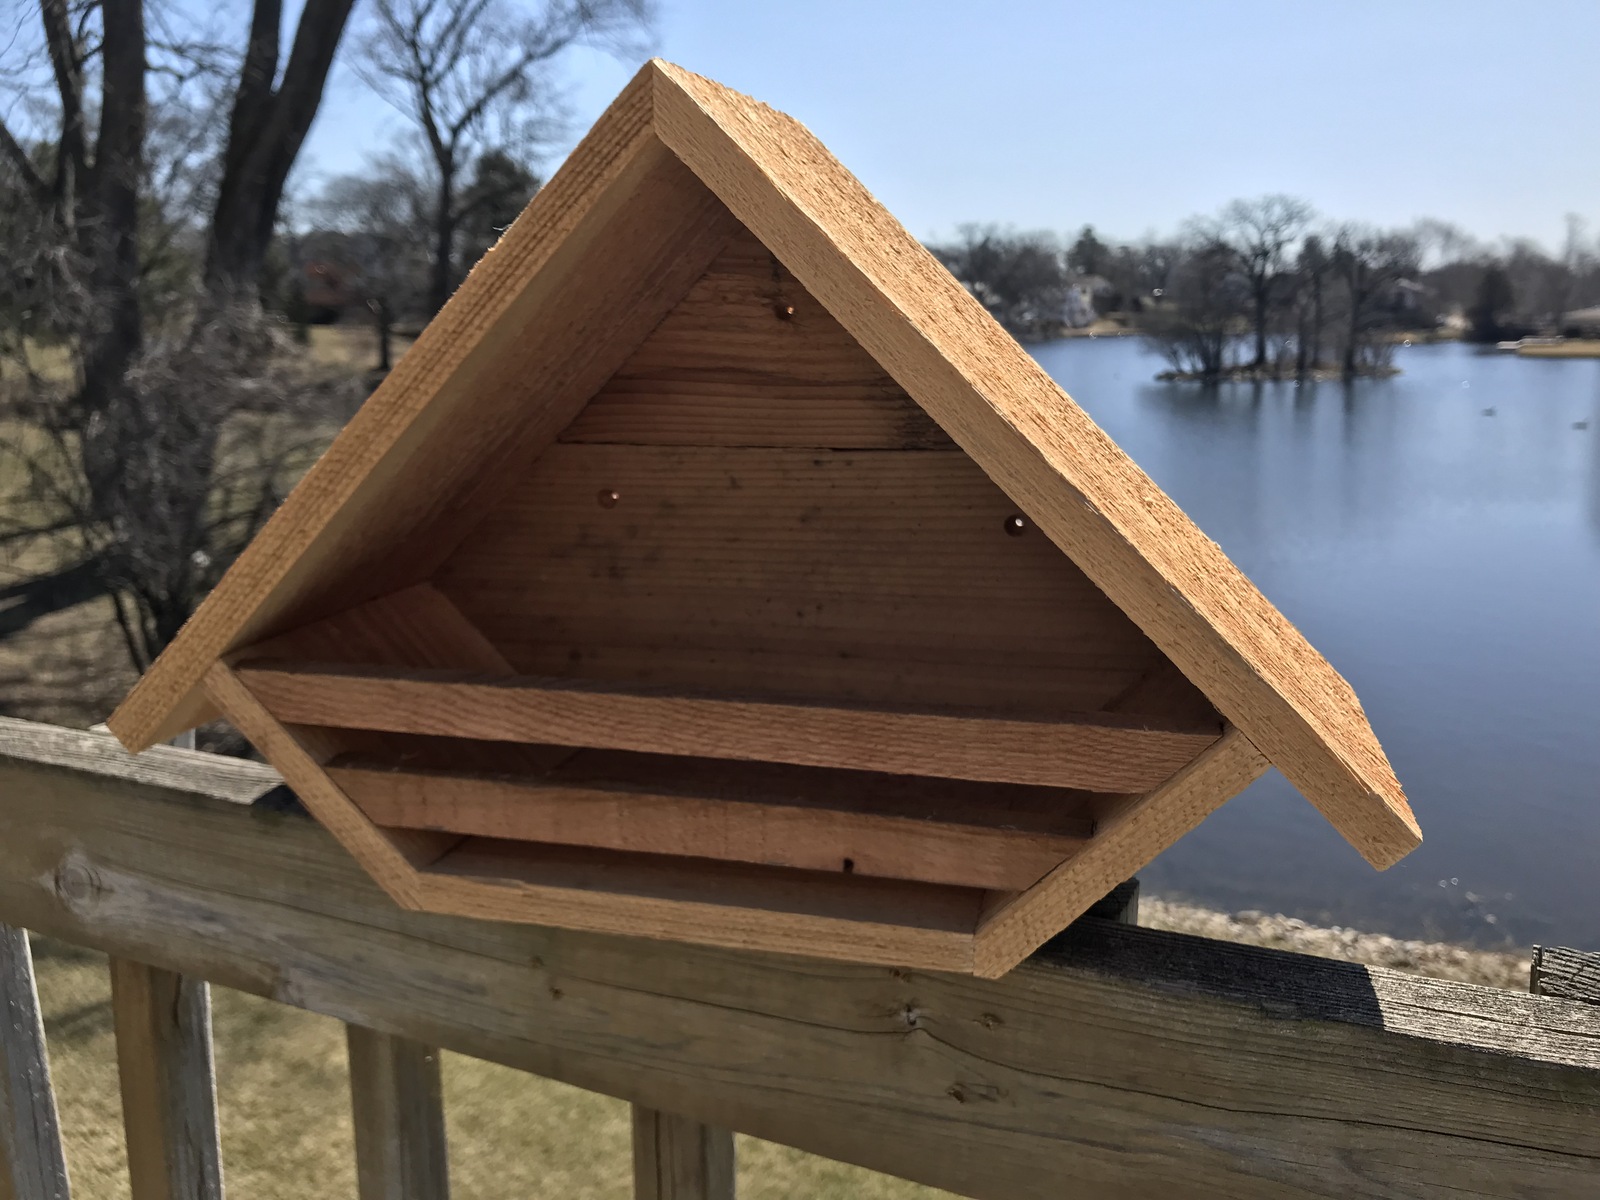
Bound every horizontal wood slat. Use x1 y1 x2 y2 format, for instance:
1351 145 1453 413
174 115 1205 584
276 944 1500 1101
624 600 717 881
415 837 984 972
0 719 1593 1200
238 662 1220 791
331 752 1094 891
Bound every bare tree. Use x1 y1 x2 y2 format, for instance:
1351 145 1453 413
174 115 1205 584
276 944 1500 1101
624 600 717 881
1217 195 1314 371
930 224 1069 333
1142 238 1247 382
1291 233 1331 377
1331 225 1419 380
5 312 360 669
0 0 364 671
311 160 434 372
204 0 361 300
360 0 653 314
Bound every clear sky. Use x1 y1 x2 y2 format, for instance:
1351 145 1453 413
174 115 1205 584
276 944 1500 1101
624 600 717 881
299 0 1600 249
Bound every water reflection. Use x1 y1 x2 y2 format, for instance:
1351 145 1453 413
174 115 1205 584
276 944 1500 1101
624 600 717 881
1031 338 1600 948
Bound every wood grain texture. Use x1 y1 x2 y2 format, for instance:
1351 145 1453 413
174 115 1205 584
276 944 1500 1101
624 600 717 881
0 728 1593 1200
0 924 69 1200
1531 946 1600 1005
415 838 982 972
331 753 1093 891
347 1026 449 1200
110 65 741 751
439 443 1182 718
565 226 950 449
632 1107 733 1200
648 60 1419 868
109 959 224 1200
974 727 1269 977
238 661 1220 791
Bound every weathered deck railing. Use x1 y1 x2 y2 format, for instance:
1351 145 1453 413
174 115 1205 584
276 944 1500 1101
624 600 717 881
0 716 1597 1200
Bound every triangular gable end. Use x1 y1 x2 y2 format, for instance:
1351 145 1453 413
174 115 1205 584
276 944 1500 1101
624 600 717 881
108 60 1418 978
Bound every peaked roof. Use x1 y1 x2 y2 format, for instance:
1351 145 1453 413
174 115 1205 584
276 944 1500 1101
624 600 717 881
109 59 1420 869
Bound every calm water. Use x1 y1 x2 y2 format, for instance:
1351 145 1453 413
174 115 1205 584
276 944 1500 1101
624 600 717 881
1029 337 1600 949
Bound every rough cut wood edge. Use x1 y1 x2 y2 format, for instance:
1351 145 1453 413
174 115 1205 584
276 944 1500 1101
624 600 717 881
0 923 70 1200
1531 946 1600 1005
973 727 1268 977
632 1106 734 1200
414 840 981 973
201 664 434 906
647 59 1419 870
235 662 1220 792
0 726 1594 1200
331 762 1089 892
109 63 738 751
109 959 224 1200
347 1026 449 1200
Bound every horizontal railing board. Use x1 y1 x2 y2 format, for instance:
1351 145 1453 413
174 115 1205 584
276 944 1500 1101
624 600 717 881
0 717 1596 1200
235 661 1221 791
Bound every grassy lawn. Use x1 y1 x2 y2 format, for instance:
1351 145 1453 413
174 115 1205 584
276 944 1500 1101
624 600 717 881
31 937 950 1200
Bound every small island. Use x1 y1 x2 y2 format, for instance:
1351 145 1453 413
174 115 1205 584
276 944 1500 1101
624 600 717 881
930 200 1600 382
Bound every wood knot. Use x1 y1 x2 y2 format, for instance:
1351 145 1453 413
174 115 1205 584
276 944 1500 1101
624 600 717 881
53 854 103 911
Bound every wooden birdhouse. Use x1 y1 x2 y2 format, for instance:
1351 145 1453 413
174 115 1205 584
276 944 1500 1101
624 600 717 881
109 61 1420 978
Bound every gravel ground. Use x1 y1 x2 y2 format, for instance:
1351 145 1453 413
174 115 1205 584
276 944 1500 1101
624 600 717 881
1140 896 1532 991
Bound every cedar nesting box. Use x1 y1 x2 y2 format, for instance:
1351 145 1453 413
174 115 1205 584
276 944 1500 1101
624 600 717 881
109 62 1420 977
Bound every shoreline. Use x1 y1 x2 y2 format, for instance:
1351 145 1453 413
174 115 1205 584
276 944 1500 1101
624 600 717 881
1141 895 1531 990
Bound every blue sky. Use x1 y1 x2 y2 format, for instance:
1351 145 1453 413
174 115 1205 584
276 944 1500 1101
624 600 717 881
298 0 1600 249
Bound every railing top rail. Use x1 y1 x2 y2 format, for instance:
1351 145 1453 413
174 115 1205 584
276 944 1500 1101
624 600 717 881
1 715 1597 1200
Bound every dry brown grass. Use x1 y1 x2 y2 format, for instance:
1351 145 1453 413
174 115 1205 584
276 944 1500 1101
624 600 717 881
30 937 951 1200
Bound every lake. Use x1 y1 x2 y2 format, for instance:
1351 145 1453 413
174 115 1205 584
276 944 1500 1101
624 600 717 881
1029 336 1600 950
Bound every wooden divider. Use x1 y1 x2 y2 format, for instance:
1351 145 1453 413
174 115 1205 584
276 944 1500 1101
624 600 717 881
236 661 1220 792
0 923 70 1200
109 960 224 1200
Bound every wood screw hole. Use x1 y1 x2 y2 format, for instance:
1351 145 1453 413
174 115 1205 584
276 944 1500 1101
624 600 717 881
842 858 855 874
1003 514 1028 536
775 303 796 320
597 489 620 509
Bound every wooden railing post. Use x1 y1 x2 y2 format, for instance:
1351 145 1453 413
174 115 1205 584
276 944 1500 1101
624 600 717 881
631 1106 734 1200
109 960 224 1200
346 1026 449 1200
0 924 70 1200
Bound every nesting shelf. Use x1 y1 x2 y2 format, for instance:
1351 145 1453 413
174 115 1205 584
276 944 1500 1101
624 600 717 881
110 61 1419 977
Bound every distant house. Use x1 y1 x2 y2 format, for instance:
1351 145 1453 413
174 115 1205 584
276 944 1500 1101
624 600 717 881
1062 274 1113 328
301 260 362 318
1560 306 1600 338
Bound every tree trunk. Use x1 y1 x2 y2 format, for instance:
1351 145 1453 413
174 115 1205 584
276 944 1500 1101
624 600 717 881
1253 289 1269 369
1310 276 1323 369
77 0 146 417
374 299 392 373
428 164 458 316
204 0 358 303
